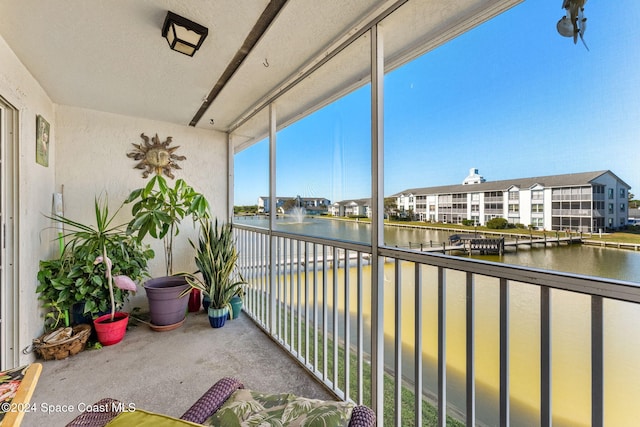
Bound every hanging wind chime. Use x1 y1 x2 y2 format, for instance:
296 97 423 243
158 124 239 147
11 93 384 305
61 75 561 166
557 0 588 50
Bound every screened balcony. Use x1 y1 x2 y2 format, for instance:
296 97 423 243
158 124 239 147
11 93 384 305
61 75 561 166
232 223 640 427
2 1 640 427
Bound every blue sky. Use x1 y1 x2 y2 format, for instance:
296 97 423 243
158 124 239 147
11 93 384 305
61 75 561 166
235 1 640 206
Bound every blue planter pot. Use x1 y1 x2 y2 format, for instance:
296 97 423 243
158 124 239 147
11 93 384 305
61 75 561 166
229 296 243 319
208 307 228 328
72 303 92 325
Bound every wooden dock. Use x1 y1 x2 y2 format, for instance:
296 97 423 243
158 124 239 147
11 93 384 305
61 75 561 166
419 235 582 255
582 240 640 251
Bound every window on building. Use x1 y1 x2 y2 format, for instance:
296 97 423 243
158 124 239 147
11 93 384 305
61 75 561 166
608 188 614 199
532 204 544 213
571 187 583 199
620 188 626 198
609 203 614 214
621 203 626 212
531 217 544 228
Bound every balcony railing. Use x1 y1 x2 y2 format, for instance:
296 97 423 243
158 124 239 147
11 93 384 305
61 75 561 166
551 209 592 216
551 195 593 201
234 223 640 427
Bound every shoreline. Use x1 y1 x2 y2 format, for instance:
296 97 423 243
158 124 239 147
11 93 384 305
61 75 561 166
234 214 640 251
320 216 640 252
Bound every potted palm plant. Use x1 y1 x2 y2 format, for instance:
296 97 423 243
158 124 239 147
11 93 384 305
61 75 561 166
125 175 210 329
184 219 246 328
37 196 153 346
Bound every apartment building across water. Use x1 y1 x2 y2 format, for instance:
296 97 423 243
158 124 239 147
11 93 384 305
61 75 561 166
257 196 331 214
395 169 631 232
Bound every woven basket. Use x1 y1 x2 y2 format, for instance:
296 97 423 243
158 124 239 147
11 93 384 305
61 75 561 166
33 323 91 360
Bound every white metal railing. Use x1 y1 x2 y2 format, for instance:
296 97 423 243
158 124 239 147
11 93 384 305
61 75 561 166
551 209 592 216
234 222 640 427
235 224 370 404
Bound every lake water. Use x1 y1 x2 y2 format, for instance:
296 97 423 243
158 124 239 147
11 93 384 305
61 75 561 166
236 216 640 426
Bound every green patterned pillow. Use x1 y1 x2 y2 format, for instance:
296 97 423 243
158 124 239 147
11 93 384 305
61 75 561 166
205 389 354 427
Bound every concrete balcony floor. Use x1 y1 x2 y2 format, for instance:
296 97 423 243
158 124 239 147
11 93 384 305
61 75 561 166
27 311 334 426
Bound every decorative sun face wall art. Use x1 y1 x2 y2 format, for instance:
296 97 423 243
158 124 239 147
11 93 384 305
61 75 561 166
36 115 50 167
127 133 186 179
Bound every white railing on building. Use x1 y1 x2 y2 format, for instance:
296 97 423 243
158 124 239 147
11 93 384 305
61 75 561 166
551 209 592 216
234 223 640 427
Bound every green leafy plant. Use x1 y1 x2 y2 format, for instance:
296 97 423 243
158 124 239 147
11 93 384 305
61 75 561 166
184 219 246 312
36 258 75 330
125 175 211 276
37 197 153 328
486 217 509 229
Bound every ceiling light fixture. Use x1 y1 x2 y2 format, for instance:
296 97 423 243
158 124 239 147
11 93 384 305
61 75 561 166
162 11 208 57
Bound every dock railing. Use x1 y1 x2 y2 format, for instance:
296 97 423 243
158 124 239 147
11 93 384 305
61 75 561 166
234 222 640 427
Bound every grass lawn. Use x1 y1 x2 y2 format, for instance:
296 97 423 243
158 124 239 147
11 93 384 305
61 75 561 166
583 231 640 244
275 311 465 427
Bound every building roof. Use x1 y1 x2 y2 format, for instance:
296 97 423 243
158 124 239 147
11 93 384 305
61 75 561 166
259 196 329 201
333 198 370 206
394 170 630 197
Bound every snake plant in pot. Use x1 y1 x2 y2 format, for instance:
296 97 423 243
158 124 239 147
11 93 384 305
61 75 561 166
184 219 246 328
125 175 210 329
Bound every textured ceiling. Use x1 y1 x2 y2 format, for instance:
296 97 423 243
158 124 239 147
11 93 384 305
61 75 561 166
0 0 522 146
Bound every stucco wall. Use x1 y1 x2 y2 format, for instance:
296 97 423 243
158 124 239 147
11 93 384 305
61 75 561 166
55 105 228 310
1 32 229 365
0 35 57 366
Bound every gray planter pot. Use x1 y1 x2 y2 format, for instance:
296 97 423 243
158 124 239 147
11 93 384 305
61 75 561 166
144 276 190 328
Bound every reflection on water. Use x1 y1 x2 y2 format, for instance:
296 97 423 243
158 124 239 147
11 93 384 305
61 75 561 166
479 243 640 282
237 217 640 426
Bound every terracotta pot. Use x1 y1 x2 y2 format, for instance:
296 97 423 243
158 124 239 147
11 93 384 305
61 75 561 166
93 312 129 346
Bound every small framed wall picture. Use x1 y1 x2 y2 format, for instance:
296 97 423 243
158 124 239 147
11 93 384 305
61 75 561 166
36 115 50 167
